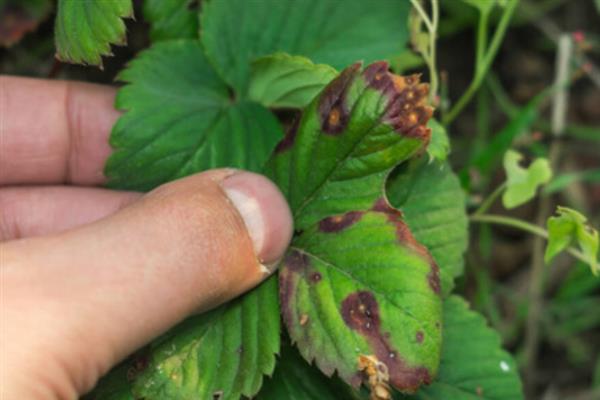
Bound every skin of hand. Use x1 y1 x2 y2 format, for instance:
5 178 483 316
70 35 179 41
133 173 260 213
0 76 294 399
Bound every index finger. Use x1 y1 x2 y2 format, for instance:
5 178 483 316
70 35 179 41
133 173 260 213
0 76 119 186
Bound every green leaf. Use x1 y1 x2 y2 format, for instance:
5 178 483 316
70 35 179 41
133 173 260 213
388 159 468 296
502 150 552 209
143 0 199 42
426 119 450 162
0 0 52 47
248 53 338 109
401 296 523 400
201 0 410 93
104 40 283 191
270 62 441 394
256 340 362 400
545 206 599 275
84 362 134 400
131 277 280 400
55 0 133 66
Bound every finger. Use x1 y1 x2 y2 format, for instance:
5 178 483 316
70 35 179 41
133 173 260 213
1 170 293 399
0 186 141 240
0 76 119 185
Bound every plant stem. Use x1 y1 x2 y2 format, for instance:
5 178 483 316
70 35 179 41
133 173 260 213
473 182 506 216
442 0 518 125
523 33 572 394
469 214 589 264
409 0 439 104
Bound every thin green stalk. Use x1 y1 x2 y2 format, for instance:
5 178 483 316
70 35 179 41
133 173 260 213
428 0 439 103
443 0 519 125
470 214 590 264
409 0 434 32
473 182 506 216
476 10 489 66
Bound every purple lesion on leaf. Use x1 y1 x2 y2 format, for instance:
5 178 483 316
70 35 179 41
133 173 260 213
318 62 361 135
319 211 363 233
341 291 432 392
279 250 310 333
372 197 442 296
362 61 433 143
274 114 301 153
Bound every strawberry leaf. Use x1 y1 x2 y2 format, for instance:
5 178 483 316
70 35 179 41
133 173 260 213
144 0 199 42
54 0 133 66
104 40 284 191
401 296 523 400
248 53 338 109
201 0 410 94
270 62 442 394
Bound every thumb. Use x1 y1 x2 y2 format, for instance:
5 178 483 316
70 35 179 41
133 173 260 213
1 170 293 399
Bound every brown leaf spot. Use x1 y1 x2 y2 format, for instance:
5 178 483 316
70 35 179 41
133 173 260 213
319 211 363 232
318 63 361 135
416 331 424 343
279 250 309 330
126 351 150 382
362 62 433 142
309 272 322 283
341 291 432 392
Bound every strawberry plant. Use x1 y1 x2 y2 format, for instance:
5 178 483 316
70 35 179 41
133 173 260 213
7 0 598 399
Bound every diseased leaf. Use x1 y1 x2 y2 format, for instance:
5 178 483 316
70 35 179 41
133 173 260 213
268 62 442 394
248 53 338 109
426 119 450 162
54 0 132 66
502 150 552 209
388 159 468 296
201 0 410 93
401 296 524 400
144 0 199 42
131 277 280 400
256 340 362 400
105 40 283 191
545 206 599 275
0 0 51 47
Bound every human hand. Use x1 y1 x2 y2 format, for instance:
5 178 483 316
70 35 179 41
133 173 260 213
0 77 293 399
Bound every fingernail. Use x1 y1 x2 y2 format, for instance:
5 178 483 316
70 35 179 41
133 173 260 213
221 172 293 269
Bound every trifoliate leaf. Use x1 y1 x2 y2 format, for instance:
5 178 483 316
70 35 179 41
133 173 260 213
401 296 524 400
143 0 199 41
104 40 283 191
268 62 441 394
388 158 468 296
545 206 599 275
55 0 132 66
248 53 338 109
502 150 552 209
201 0 410 93
426 120 450 162
0 0 51 47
